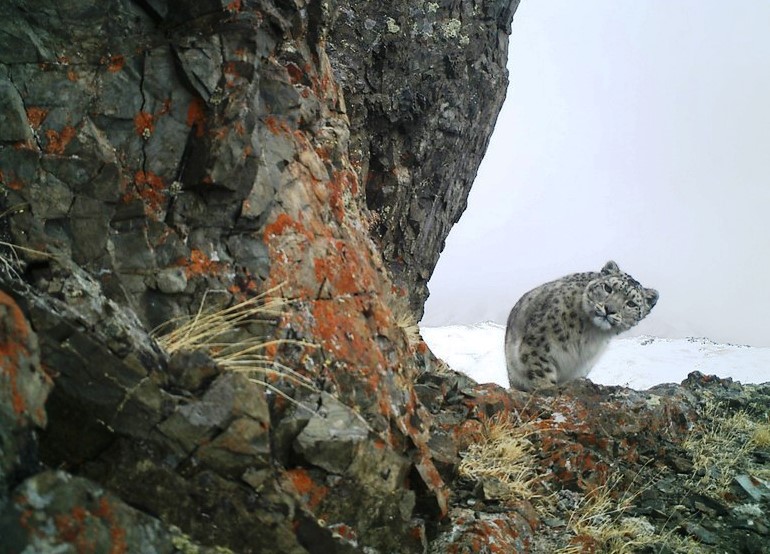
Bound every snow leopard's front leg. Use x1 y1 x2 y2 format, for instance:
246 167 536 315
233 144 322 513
517 344 559 390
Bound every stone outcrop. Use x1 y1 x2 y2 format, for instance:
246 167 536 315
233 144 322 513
419 371 770 553
326 0 519 313
2 1 769 553
0 0 516 551
0 290 52 497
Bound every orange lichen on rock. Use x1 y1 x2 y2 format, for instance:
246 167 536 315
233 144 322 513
48 496 127 554
264 115 292 136
413 445 449 517
329 523 357 542
186 97 207 137
106 54 125 73
286 468 328 511
0 291 32 417
129 170 167 216
0 292 51 428
44 126 76 155
286 62 305 85
178 249 222 278
326 172 346 222
133 111 155 137
26 107 48 129
452 516 530 554
313 240 374 296
6 178 25 191
94 497 128 554
263 213 310 241
54 506 92 550
311 299 383 367
223 61 242 88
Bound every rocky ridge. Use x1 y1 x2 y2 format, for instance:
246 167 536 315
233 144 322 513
1 0 769 553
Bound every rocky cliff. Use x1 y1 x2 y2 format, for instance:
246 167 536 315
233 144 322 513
1 1 769 553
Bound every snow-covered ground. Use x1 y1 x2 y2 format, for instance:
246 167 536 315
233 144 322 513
420 322 770 390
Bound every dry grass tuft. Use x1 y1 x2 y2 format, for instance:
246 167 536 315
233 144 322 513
558 478 652 554
683 399 766 494
457 412 541 505
557 476 706 554
432 358 452 374
750 417 770 449
389 294 421 346
153 285 317 408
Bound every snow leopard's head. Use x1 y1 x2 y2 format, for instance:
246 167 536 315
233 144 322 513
582 261 659 333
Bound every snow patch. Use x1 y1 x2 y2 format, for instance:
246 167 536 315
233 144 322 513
421 322 770 390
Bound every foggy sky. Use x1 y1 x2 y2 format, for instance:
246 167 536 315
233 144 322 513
422 0 770 347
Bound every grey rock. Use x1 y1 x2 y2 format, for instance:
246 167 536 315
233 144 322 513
156 266 188 293
173 37 225 102
0 290 52 496
0 470 227 554
328 0 521 314
0 80 32 142
683 521 720 545
295 392 370 474
735 474 770 503
0 0 519 552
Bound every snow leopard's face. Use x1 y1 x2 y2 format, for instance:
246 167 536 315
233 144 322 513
582 261 659 332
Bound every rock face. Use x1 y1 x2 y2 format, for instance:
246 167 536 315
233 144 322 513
0 290 52 497
327 0 519 313
2 1 769 553
0 0 516 552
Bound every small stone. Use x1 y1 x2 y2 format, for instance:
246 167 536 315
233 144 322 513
669 455 694 473
734 474 770 502
682 522 719 545
168 349 218 391
294 392 369 474
0 470 218 552
480 476 510 501
157 267 188 293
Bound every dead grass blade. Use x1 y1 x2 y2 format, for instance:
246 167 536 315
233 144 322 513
153 284 318 412
457 411 542 505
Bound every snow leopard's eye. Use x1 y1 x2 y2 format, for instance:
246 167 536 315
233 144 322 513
603 283 612 293
626 300 638 308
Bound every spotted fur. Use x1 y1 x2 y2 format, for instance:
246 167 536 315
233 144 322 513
505 261 659 391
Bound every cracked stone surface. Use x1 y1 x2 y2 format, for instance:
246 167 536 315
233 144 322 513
327 0 520 314
0 291 52 501
0 0 519 551
0 470 228 554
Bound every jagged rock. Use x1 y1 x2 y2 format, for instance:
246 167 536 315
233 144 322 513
0 291 52 497
429 507 536 553
2 0 509 547
421 371 770 553
328 0 521 313
0 470 226 554
294 392 371 474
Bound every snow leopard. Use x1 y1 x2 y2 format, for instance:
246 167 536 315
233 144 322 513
505 261 658 391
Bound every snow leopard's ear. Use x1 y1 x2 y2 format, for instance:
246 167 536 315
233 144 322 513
644 288 659 310
601 260 620 275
